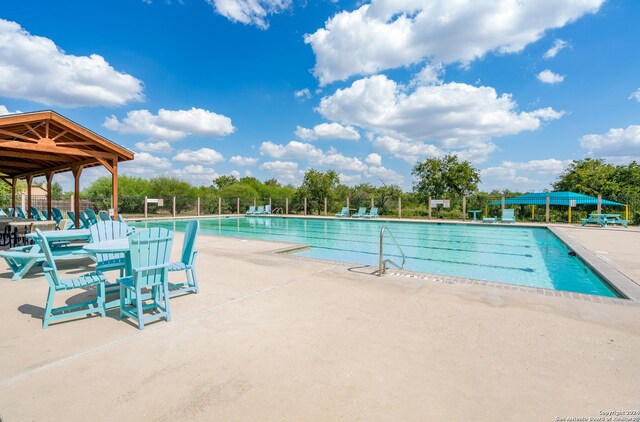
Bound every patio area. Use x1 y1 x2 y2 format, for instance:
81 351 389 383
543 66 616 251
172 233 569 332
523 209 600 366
0 229 639 421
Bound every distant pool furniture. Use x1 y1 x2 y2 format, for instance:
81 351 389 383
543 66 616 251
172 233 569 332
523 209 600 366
352 207 367 218
42 210 48 219
85 208 98 226
581 213 628 228
15 207 26 219
98 210 111 222
246 205 256 215
51 208 64 229
264 204 272 215
468 210 482 222
169 220 199 297
335 207 349 218
118 228 174 330
255 206 265 215
79 212 93 228
31 207 44 221
363 207 379 218
482 216 497 223
0 208 7 217
501 209 516 223
605 214 629 227
36 228 106 329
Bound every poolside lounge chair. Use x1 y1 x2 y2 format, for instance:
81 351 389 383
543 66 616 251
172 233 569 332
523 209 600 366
335 207 349 218
264 204 272 215
79 212 93 228
246 205 256 215
15 207 26 219
0 208 7 217
351 207 367 218
8 208 15 217
36 228 107 329
51 208 64 229
31 207 45 221
118 228 174 330
482 216 497 223
168 220 199 297
363 207 379 218
85 208 98 225
42 210 49 219
255 205 265 214
98 210 111 222
501 209 516 223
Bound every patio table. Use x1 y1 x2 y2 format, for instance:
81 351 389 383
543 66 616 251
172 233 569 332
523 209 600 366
468 210 482 222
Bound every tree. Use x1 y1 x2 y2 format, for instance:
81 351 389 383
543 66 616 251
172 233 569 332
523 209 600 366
83 175 151 212
553 158 640 198
51 182 64 200
148 176 197 213
213 175 238 190
412 154 480 200
296 169 340 214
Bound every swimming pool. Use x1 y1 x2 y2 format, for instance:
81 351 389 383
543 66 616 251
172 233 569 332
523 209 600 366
131 217 620 298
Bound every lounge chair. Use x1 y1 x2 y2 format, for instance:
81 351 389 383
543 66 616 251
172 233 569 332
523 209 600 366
246 205 256 215
79 212 93 228
501 209 516 223
8 208 15 217
335 207 349 218
85 208 98 225
264 204 272 215
15 207 26 219
0 208 7 217
255 205 265 215
482 216 497 223
42 210 49 219
51 208 64 229
168 220 199 297
31 207 45 221
363 207 379 218
118 227 174 330
36 228 107 328
351 207 367 218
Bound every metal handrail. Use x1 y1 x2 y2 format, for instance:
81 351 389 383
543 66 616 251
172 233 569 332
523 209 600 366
378 226 406 276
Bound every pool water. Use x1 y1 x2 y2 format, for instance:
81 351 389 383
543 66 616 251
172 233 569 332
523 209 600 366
131 217 619 298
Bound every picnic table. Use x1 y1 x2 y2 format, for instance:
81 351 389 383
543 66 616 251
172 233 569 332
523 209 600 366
581 213 628 228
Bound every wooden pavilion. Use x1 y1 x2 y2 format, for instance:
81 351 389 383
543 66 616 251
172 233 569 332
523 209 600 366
0 110 134 227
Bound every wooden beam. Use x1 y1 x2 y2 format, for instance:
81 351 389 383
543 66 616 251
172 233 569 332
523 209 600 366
0 128 40 143
51 130 68 141
45 120 49 139
96 157 115 174
15 157 100 179
0 150 74 162
0 140 117 159
0 160 42 169
24 123 44 139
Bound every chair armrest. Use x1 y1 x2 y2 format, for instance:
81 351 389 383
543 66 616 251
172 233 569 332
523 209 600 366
133 263 172 273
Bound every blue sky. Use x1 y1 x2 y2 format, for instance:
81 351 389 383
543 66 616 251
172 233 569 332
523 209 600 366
1 0 639 192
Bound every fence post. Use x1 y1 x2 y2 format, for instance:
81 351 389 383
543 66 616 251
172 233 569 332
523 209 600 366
269 197 272 210
285 197 289 215
546 195 550 223
21 193 26 211
304 197 307 215
371 197 374 208
428 196 432 219
197 197 201 216
462 196 466 220
398 196 402 218
346 196 350 212
237 197 240 215
324 197 327 216
218 197 221 215
144 196 148 219
597 194 602 214
70 194 74 214
501 194 505 211
172 197 176 218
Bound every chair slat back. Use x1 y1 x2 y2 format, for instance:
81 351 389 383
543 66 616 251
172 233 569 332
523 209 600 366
31 207 43 221
0 208 6 217
16 207 26 219
35 228 61 288
90 221 131 264
51 208 63 224
247 206 255 213
370 207 378 216
8 208 14 217
181 220 199 265
357 207 366 215
117 214 125 223
256 206 264 214
85 208 98 225
79 212 92 228
502 209 515 219
341 207 348 214
128 228 174 288
265 204 271 214
98 211 111 221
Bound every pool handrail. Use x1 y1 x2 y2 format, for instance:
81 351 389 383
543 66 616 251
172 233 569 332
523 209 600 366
378 226 406 276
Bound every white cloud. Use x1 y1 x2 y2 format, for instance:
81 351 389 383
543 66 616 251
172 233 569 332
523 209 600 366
170 164 220 186
295 122 360 141
134 140 173 153
364 165 404 185
121 152 171 176
312 150 367 171
480 159 571 191
338 173 362 185
411 63 445 86
230 170 241 178
205 0 292 29
543 39 568 58
260 160 300 181
104 107 235 140
629 89 640 103
372 136 442 163
229 155 259 166
294 88 312 99
0 105 19 116
305 0 603 84
259 140 324 159
537 70 565 84
174 148 225 164
319 75 563 148
364 152 382 166
0 19 143 107
580 125 640 158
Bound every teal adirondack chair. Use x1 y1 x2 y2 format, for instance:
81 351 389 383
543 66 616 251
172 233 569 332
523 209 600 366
98 210 111 221
0 208 7 217
501 209 516 223
116 214 126 223
31 207 45 221
85 208 98 225
8 208 15 217
118 228 174 330
36 228 106 329
352 207 367 218
51 208 64 229
89 221 130 276
168 220 199 297
246 205 256 215
363 207 379 218
79 212 92 228
15 207 26 219
335 207 349 217
42 210 49 219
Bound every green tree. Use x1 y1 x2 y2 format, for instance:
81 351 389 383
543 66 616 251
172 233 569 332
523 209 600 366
148 176 197 214
83 175 151 212
51 182 64 200
552 158 619 196
412 154 480 200
296 169 340 214
213 175 239 190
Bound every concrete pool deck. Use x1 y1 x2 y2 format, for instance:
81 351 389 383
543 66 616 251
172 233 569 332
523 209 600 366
0 228 639 421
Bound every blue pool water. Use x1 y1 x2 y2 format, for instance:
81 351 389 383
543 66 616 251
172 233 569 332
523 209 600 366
131 217 619 297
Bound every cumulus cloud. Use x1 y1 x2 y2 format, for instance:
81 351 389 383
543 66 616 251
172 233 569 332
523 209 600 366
295 122 360 141
313 149 367 171
294 88 312 99
364 152 382 166
0 105 19 116
629 89 640 103
134 140 173 153
104 107 235 140
0 19 143 107
580 125 640 158
305 0 603 84
170 164 220 186
229 155 259 166
260 160 300 181
480 158 572 191
319 75 563 148
537 69 565 84
364 165 404 185
372 136 441 163
543 39 568 58
121 152 171 176
411 63 445 86
205 0 292 29
174 148 225 164
259 140 324 160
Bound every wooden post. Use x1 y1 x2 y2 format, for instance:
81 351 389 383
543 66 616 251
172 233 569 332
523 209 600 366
197 197 201 216
346 197 350 212
111 158 118 219
45 172 53 220
172 196 176 218
72 166 83 229
269 197 272 210
285 197 289 215
304 197 307 215
324 197 327 216
26 175 33 218
236 197 240 215
597 194 602 214
545 195 550 223
144 196 148 219
462 196 467 220
11 177 16 209
398 196 402 218
428 196 432 219
218 197 221 215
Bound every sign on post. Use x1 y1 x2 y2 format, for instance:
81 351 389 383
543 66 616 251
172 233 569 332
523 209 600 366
430 199 443 208
443 199 450 209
